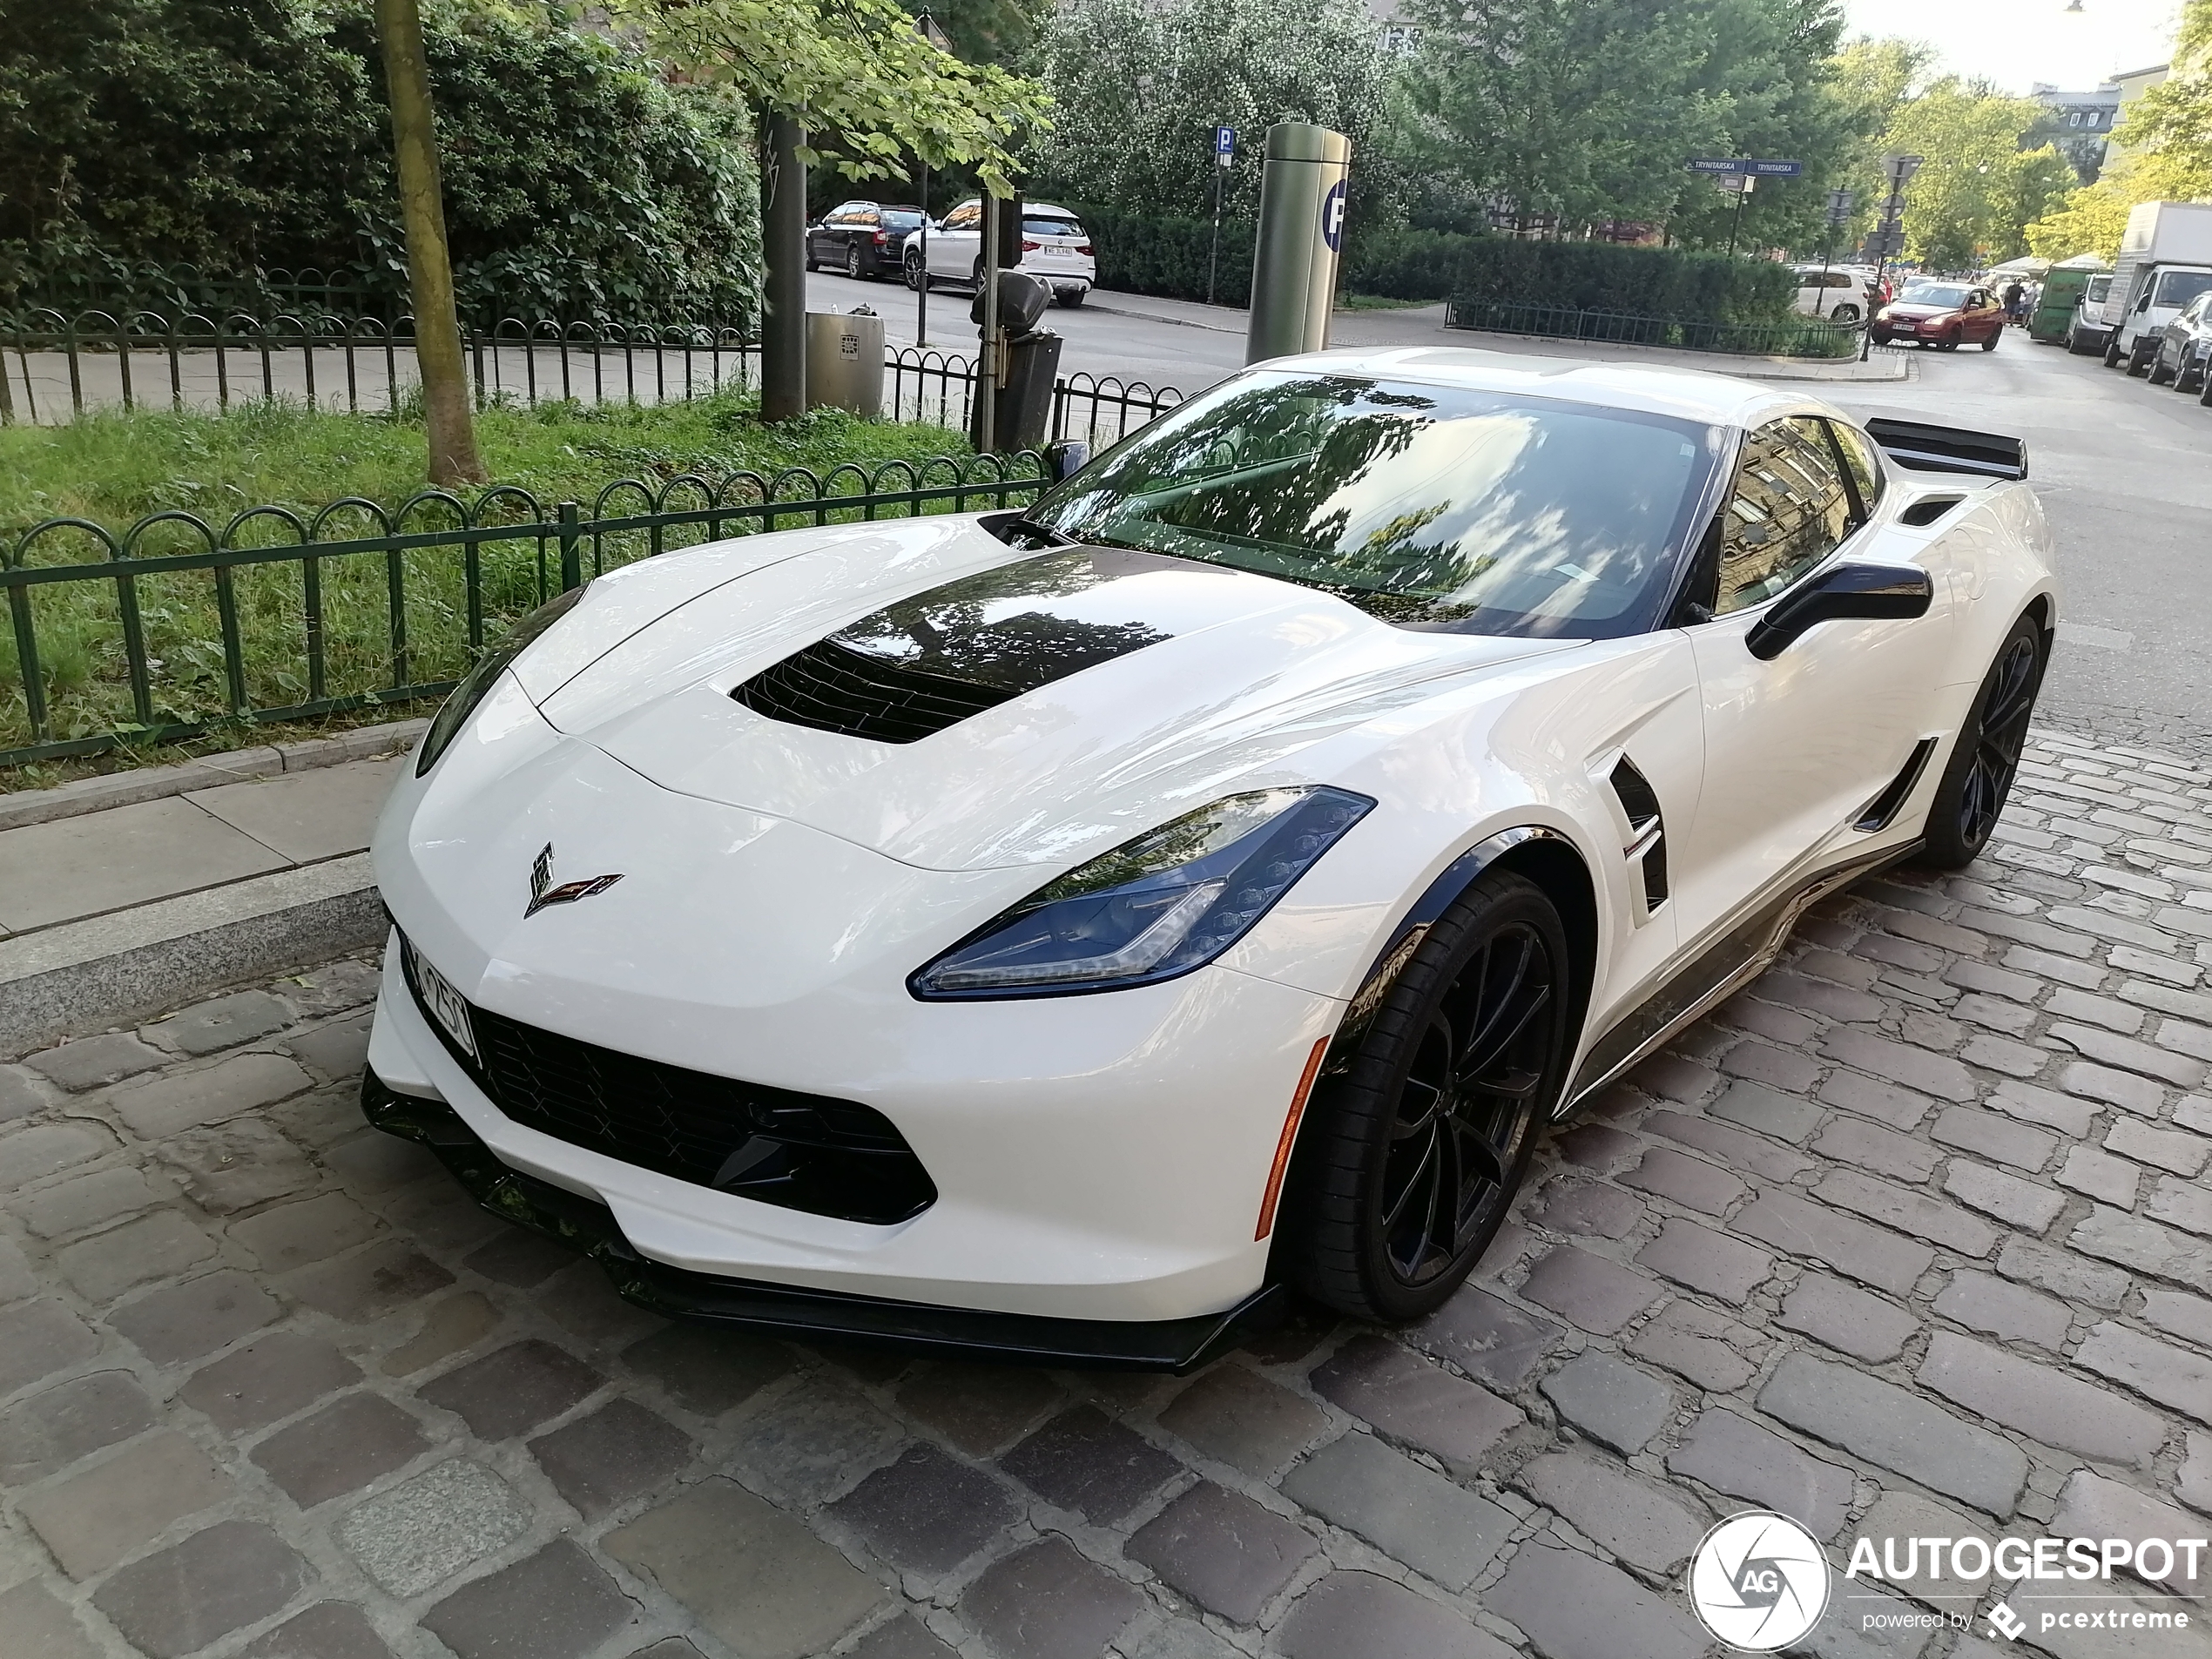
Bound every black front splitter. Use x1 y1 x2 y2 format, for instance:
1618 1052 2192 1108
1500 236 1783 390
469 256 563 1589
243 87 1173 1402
361 1070 1285 1372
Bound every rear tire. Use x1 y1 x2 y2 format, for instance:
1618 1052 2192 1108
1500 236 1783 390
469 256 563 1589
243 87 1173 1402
904 254 927 293
2201 363 2212 405
1832 304 1860 324
2105 334 2127 368
1278 870 1568 1323
1915 614 2047 871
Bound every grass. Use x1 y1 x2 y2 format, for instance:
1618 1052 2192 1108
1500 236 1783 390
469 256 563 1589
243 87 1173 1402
1336 293 1442 312
1 392 999 782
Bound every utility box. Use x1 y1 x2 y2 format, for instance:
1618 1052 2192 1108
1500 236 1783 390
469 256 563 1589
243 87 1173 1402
1246 124 1352 365
805 310 886 417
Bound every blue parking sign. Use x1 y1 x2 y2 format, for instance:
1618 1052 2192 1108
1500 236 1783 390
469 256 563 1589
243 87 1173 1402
1216 125 1236 158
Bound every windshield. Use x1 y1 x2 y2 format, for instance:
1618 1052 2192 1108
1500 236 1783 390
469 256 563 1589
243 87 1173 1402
2087 276 2113 301
1021 373 1719 638
2153 269 2212 309
1899 283 1971 308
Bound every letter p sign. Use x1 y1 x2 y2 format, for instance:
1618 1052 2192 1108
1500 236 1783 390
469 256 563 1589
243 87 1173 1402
1322 180 1346 253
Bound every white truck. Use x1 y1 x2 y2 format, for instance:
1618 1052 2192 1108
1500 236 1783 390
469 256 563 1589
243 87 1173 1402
2098 201 2212 373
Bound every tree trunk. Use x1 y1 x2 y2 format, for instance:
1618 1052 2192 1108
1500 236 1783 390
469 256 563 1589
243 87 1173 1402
375 0 486 486
760 110 808 422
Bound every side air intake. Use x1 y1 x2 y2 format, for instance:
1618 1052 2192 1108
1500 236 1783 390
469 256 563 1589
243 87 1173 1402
1610 756 1669 914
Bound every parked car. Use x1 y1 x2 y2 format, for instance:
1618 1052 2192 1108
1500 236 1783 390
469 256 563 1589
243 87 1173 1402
1791 266 1875 323
2100 200 2212 372
806 203 929 280
904 200 1096 307
1871 282 2006 350
2065 273 2115 355
2148 289 2212 394
2111 264 2212 374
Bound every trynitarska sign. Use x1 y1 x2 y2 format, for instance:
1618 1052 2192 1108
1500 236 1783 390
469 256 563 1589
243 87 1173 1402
1687 158 1806 177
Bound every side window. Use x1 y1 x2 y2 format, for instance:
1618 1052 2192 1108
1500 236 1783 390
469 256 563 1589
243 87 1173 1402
1825 421 1885 518
1714 417 1851 616
943 202 982 231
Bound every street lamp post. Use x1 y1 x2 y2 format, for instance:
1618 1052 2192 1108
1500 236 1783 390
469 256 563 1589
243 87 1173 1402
1861 152 1924 361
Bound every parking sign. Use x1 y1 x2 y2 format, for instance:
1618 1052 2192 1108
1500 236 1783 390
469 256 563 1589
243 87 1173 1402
1216 125 1236 167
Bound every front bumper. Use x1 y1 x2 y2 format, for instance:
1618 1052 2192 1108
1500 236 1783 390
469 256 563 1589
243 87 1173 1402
361 1071 1285 1371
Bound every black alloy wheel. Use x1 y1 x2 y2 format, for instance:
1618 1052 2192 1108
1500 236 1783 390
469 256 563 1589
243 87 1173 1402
1278 870 1569 1322
1917 614 2047 870
846 245 865 280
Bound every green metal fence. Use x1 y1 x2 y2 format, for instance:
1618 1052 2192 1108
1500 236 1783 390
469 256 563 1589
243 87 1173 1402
1445 299 1863 359
1 453 1048 770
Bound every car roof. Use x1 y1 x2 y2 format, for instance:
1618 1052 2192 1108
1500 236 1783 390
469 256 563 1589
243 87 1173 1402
1254 346 1818 429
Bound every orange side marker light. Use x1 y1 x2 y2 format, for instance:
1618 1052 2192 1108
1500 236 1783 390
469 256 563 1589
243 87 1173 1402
1256 1036 1332 1241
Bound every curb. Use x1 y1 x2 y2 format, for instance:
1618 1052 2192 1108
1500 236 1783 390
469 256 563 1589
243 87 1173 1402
0 854 382 1058
0 718 427 834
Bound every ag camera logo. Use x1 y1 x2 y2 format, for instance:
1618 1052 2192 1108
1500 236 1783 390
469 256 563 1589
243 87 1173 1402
1689 1511 1831 1651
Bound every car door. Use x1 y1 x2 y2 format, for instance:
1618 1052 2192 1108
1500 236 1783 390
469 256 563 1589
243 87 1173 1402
1669 415 1954 944
932 200 983 280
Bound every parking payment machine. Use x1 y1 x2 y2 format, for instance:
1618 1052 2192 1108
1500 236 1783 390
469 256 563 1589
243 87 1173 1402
1246 123 1352 365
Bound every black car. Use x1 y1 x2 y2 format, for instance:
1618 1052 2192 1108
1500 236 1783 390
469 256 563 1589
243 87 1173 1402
806 202 929 281
2148 289 2212 396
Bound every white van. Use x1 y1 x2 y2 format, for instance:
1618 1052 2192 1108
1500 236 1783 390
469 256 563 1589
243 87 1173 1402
903 201 1096 308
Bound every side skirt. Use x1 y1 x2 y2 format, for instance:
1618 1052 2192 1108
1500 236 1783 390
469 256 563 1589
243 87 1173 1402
1557 840 1919 1116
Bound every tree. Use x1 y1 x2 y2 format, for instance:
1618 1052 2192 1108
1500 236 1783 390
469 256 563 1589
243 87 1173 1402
1871 78 2072 268
376 0 484 486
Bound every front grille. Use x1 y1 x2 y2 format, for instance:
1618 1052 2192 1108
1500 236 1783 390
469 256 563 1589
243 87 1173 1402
402 947 935 1224
733 637 1015 743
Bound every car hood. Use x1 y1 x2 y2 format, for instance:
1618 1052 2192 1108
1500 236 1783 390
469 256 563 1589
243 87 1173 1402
521 515 1579 871
1882 303 1958 321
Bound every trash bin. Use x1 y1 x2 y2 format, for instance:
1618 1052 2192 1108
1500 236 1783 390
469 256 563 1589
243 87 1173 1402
968 273 1062 452
805 309 885 417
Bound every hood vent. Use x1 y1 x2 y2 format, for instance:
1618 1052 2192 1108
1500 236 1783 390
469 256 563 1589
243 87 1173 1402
734 638 1020 743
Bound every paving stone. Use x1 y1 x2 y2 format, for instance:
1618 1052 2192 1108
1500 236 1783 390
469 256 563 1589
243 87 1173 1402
619 1324 792 1416
13 1165 166 1240
420 1338 603 1441
2060 1060 2167 1116
1516 1447 1706 1572
1932 1106 2058 1171
2054 1021 2207 1087
2060 1145 2143 1208
422 1537 639 1659
0 1065 41 1125
338 1459 533 1596
1957 990 2040 1035
229 1192 379 1272
107 1268 280 1366
18 1428 233 1578
1943 1159 2069 1231
25 1033 167 1092
2071 1204 2212 1294
462 1226 577 1288
826 1440 1017 1574
0 1298 100 1393
374 1183 503 1253
2148 1175 2212 1238
288 1017 373 1082
1153 1365 1320 1478
604 1479 889 1659
0 1369 157 1483
999 1405 1184 1523
237 1601 398 1659
1851 1489 1997 1603
1988 1079 2100 1136
147 989 294 1056
1668 1406 1856 1540
1823 1030 1975 1102
959 1536 1146 1659
2182 1429 2212 1514
105 1052 314 1139
1820 1168 2001 1255
1125 1480 1318 1624
1482 1540 1710 1659
156 1119 318 1214
281 1239 456 1321
1811 1116 1940 1183
1733 1190 1936 1296
2074 1321 2212 1424
1274 1570 1513 1659
532 1264 664 1352
730 1374 904 1506
846 1617 954 1659
2107 1117 2212 1177
1285 1433 1513 1590
1552 1123 1639 1170
0 1232 31 1304
1408 1282 1565 1388
2050 1470 2209 1597
1518 1244 1662 1334
0 1121 116 1190
1721 1040 1823 1091
1999 1234 2133 1308
381 1291 502 1376
894 1364 1060 1456
1777 1273 1919 1362
1919 1330 2166 1465
1757 1352 2027 1517
1820 1069 1936 1132
2144 1291 2212 1349
1538 1350 1673 1455
1634 1217 1772 1304
1625 1299 1760 1392
1708 1080 1824 1143
1633 1054 1721 1103
1527 1176 1644 1237
520 1398 693 1521
1762 968 1885 1020
2049 986 2149 1033
54 1208 216 1303
1643 1109 1817 1181
1615 1146 1746 1215
181 1331 360 1432
253 1392 431 1507
1306 1335 1522 1475
90 1521 310 1659
0 1579 100 1659
1932 1268 2072 1349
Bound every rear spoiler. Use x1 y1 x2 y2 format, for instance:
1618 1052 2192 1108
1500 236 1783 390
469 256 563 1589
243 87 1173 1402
1865 417 2029 482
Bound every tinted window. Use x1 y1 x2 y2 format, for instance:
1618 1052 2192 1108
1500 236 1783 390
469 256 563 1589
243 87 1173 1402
1025 215 1084 238
943 202 982 230
882 211 927 231
1715 417 1851 617
1022 372 1719 638
1826 421 1885 516
2154 269 2212 309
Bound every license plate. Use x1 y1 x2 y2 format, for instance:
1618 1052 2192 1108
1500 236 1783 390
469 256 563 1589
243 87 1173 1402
404 938 477 1060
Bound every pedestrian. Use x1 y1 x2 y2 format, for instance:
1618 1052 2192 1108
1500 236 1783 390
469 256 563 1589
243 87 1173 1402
2003 280 2027 325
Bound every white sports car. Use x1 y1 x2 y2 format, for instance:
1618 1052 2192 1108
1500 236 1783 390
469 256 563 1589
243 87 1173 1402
364 350 2055 1369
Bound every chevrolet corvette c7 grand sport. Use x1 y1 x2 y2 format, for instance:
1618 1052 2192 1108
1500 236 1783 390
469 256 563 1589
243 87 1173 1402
363 349 2054 1370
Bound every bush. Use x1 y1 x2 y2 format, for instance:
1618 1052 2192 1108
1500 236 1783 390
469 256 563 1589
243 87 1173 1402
1066 205 1255 305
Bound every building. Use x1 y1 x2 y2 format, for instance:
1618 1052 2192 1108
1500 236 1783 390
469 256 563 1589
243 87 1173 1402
2029 80 2121 180
2101 63 2171 169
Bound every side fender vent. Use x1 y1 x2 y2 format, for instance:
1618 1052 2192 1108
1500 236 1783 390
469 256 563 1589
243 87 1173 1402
1609 756 1669 914
1856 737 1939 833
1898 496 1965 528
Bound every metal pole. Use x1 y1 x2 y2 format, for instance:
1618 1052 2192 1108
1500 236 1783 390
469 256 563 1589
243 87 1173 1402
760 111 807 422
978 193 1001 452
917 162 930 347
1208 149 1224 307
1726 179 1748 260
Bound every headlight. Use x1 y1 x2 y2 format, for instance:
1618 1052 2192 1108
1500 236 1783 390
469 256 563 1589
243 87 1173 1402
910 786 1374 999
415 585 586 776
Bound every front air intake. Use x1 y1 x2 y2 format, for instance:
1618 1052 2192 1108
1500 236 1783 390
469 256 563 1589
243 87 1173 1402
733 638 1020 744
1610 756 1669 914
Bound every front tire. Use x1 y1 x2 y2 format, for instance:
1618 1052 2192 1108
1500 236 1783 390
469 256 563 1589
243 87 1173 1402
1981 331 2000 351
2149 347 2175 385
905 253 927 293
1916 614 2047 870
1280 870 1568 1322
1832 304 1860 325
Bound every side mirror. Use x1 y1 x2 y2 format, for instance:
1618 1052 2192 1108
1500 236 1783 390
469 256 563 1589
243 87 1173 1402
1042 439 1089 481
1746 563 1932 660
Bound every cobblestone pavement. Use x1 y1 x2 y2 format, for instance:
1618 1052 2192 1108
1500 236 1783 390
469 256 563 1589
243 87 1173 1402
6 725 2212 1659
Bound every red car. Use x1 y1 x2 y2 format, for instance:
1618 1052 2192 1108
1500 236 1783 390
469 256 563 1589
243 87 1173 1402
1871 281 2006 350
